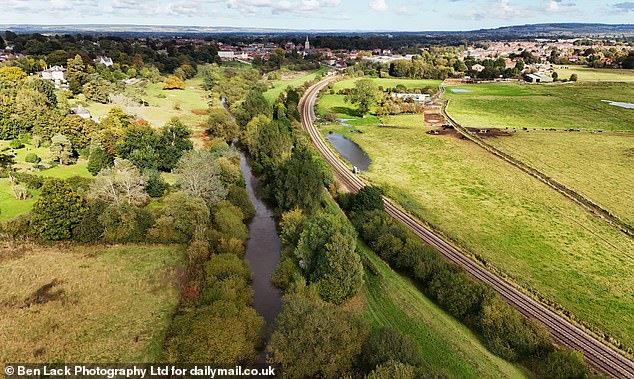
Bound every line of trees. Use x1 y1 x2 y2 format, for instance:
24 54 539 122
337 186 603 379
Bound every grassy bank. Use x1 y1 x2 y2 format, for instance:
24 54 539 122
0 244 186 362
319 119 634 351
263 67 328 101
358 242 527 378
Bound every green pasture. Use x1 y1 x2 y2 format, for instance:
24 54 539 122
444 82 634 132
319 119 634 351
263 67 328 101
488 130 634 226
553 65 634 82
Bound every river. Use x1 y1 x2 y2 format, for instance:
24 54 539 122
239 152 282 336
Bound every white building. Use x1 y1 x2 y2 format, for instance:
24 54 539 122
471 64 485 72
218 51 249 61
392 93 430 103
39 66 66 88
95 56 114 67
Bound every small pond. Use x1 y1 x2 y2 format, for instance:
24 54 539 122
326 133 372 171
449 88 473 93
602 100 634 109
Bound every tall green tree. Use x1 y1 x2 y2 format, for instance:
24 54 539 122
345 78 378 116
157 119 193 171
30 178 86 240
267 295 367 379
272 145 324 212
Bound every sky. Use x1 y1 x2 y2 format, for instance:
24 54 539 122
1 0 633 31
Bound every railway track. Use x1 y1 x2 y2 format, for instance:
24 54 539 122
299 77 634 378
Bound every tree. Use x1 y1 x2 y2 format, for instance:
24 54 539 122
66 54 88 95
312 232 364 304
206 108 239 142
174 149 228 206
30 178 86 240
165 301 263 365
267 295 367 378
87 145 114 176
88 159 149 207
61 114 99 150
156 119 193 171
279 208 306 247
0 66 26 82
272 145 324 212
144 169 167 198
163 75 186 90
148 192 209 243
235 90 271 126
345 78 378 116
49 134 73 165
362 327 422 370
552 71 559 81
82 74 116 103
537 350 587 379
570 74 578 82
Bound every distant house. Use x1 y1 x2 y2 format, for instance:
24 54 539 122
95 56 114 67
70 105 91 119
471 64 485 72
392 93 430 103
39 66 67 88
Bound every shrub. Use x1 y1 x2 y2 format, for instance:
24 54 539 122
72 201 107 242
479 296 552 361
87 146 114 176
226 185 255 220
366 361 417 379
361 327 422 370
205 253 251 283
267 295 367 378
24 153 40 164
165 301 263 365
536 350 586 379
272 256 301 291
145 170 168 198
427 266 491 321
1 214 31 240
9 138 24 149
212 201 248 242
163 75 186 90
30 178 86 240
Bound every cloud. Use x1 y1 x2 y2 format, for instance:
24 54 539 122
369 0 388 11
223 0 340 15
612 1 634 11
544 0 576 13
471 0 530 20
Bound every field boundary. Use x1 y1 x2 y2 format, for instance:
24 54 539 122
441 87 634 239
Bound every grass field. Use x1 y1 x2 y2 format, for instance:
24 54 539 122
358 242 527 378
444 82 634 132
320 120 634 351
0 243 185 362
553 65 634 82
83 77 210 144
263 67 328 101
488 131 634 226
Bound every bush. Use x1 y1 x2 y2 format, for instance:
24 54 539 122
226 185 255 220
9 139 24 149
99 205 154 243
145 170 168 198
427 266 491 321
536 350 586 379
361 327 422 370
24 153 40 164
366 361 417 379
272 255 302 291
165 301 263 365
205 253 251 283
30 178 86 240
479 296 551 362
87 146 114 176
10 172 43 190
267 295 367 378
1 214 31 240
72 201 106 242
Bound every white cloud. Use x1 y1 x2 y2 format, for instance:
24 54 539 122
369 0 388 11
544 0 576 13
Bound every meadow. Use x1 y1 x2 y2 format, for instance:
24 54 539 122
83 77 210 144
488 130 634 226
263 67 328 101
0 244 185 362
318 118 634 351
444 82 634 132
358 242 527 379
553 65 634 82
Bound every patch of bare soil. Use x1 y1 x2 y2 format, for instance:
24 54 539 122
22 279 67 308
466 127 513 138
425 113 444 125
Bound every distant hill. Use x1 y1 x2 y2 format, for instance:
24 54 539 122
0 23 633 38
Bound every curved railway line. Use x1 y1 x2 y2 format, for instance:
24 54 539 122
299 77 634 378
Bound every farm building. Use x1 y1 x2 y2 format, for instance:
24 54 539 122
391 93 430 103
524 73 554 83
